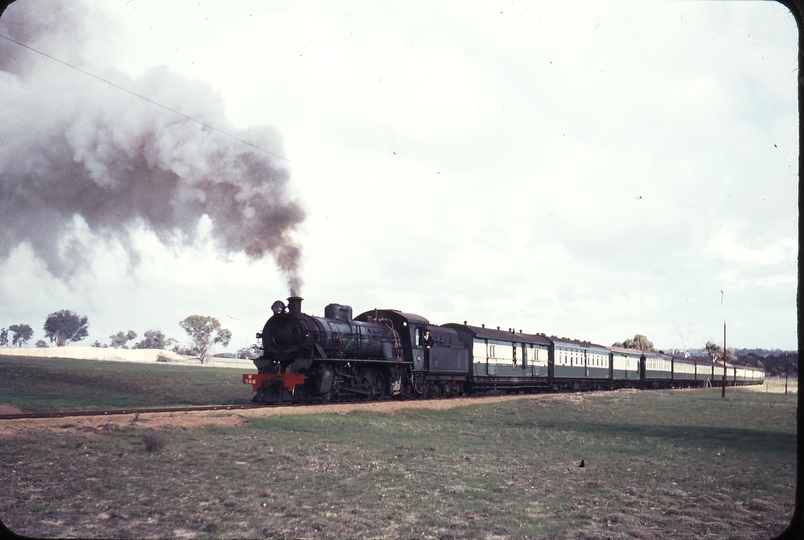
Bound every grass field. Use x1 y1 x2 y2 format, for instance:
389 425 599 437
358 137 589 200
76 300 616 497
743 377 798 395
0 355 249 412
0 356 797 539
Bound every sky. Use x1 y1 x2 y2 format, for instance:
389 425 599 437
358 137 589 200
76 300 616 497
0 0 798 355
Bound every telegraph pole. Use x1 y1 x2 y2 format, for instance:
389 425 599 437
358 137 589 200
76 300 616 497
721 322 727 399
720 291 727 398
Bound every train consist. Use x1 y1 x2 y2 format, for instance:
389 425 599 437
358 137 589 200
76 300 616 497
243 297 765 403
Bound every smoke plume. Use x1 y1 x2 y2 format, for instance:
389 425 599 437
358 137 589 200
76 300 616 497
0 0 305 294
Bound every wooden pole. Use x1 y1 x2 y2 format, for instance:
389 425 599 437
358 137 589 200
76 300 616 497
721 322 727 398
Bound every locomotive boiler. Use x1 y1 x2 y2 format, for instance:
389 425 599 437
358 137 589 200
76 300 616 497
257 296 401 367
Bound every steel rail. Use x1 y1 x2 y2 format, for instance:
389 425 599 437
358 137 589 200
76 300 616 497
0 403 272 421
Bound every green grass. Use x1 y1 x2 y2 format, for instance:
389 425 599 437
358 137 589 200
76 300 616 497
0 355 251 412
0 385 796 539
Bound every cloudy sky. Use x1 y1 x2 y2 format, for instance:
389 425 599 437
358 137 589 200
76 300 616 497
0 0 798 355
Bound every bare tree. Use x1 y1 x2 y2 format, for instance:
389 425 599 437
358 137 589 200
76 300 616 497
674 321 693 357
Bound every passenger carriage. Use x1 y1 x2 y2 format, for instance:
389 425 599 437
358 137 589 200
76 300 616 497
549 336 611 389
609 346 642 385
641 351 673 387
671 355 698 386
444 323 551 392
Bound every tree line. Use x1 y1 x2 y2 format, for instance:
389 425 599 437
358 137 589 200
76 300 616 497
1 309 239 363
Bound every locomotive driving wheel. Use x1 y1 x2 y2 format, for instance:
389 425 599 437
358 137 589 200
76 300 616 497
357 369 374 401
357 368 386 400
370 370 386 400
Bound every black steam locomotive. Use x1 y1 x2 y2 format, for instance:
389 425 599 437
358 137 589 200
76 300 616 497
242 297 764 403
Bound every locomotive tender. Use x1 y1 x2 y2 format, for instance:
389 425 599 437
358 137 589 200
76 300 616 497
242 297 765 403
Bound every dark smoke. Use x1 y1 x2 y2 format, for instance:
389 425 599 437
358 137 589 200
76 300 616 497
0 0 305 295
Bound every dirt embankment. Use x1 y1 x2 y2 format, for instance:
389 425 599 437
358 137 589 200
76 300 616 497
0 404 24 415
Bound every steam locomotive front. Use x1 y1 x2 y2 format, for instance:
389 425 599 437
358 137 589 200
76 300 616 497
259 296 314 365
244 296 406 403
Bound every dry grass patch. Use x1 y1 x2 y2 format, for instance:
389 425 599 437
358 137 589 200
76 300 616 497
0 387 795 539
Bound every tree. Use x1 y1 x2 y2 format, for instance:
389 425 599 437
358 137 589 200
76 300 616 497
43 310 89 347
34 340 49 348
0 328 7 347
179 315 232 363
612 334 655 351
705 341 722 362
109 330 138 349
9 324 33 347
237 344 263 360
133 330 176 350
674 321 693 357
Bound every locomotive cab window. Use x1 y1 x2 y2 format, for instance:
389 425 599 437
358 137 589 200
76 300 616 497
414 328 421 347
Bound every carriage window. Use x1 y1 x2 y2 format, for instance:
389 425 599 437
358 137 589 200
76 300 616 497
489 344 496 357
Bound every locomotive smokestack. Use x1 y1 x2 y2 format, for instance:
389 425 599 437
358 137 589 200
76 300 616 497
287 296 303 315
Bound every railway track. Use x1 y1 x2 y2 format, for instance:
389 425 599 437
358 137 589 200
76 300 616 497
0 403 274 421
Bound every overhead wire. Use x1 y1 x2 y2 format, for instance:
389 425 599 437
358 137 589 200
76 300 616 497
0 32 291 163
3 34 505 252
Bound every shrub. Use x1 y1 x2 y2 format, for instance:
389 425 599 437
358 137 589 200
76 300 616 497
141 432 166 453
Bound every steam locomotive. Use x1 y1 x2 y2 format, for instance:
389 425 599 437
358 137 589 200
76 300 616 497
242 297 765 403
